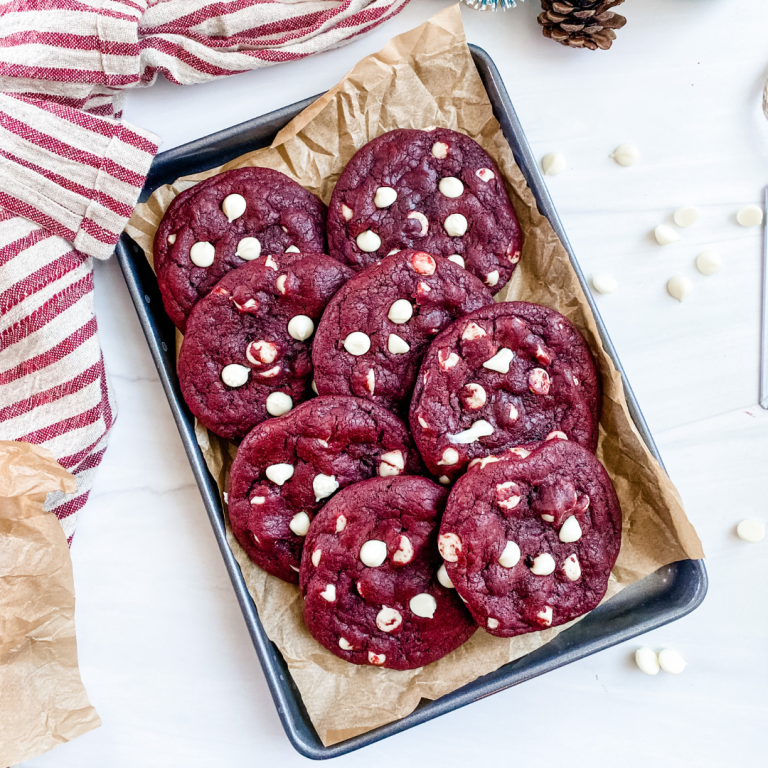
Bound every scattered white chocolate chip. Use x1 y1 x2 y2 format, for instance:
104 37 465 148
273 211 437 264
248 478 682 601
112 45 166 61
356 230 381 252
379 450 405 477
438 475 450 485
498 541 521 568
265 463 294 486
275 274 288 294
467 455 502 470
246 340 277 365
658 648 687 675
438 532 462 562
591 273 617 294
167 233 177 245
540 514 555 523
462 322 487 341
437 447 460 466
444 213 468 237
737 205 763 227
483 348 514 374
409 593 437 618
546 431 568 441
376 606 403 633
392 535 414 565
330 516 345 535
266 392 292 417
338 637 353 650
485 270 500 287
190 241 215 267
222 193 246 222
311 379 318 394
320 584 336 602
343 331 371 356
537 606 553 626
408 211 429 236
313 473 338 501
341 204 353 221
529 553 555 576
610 144 639 167
281 226 288 233
388 333 410 354
284 245 300 253
487 618 499 630
439 177 464 198
431 141 448 159
368 651 386 665
464 383 486 410
696 250 721 275
290 565 300 572
287 315 314 341
365 369 375 394
311 549 321 567
437 563 454 588
654 224 680 246
388 299 413 324
263 255 278 271
447 254 465 268
674 206 700 227
563 554 581 581
360 539 387 567
667 275 693 302
439 350 460 370
374 186 397 208
476 168 495 182
541 152 566 176
508 404 519 422
252 532 260 544
737 519 765 543
635 647 660 675
387 248 401 256
256 365 280 378
289 512 310 536
559 515 582 543
417 416 429 429
221 363 249 388
448 419 494 445
496 481 521 510
528 368 550 395
235 237 261 260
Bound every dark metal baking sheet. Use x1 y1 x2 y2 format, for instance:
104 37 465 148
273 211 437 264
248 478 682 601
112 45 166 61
115 45 707 760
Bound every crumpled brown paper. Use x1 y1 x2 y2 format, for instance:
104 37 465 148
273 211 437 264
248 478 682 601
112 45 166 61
0 441 100 765
126 4 704 747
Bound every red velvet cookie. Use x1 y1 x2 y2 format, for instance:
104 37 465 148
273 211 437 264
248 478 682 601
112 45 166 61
300 476 476 670
439 439 622 638
228 396 423 584
312 250 493 413
178 252 352 440
327 128 523 291
410 302 601 482
155 167 327 331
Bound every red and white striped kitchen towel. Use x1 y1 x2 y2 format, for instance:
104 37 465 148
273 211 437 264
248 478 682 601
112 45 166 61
0 0 409 542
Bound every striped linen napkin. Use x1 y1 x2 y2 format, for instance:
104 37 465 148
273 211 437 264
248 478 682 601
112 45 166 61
0 0 409 542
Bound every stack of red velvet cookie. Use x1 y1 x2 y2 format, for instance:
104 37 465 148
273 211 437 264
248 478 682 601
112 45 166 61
155 128 622 672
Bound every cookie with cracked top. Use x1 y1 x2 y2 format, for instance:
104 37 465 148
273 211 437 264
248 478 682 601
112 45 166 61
438 439 622 638
327 128 523 290
410 301 601 482
155 167 327 331
228 396 423 584
300 476 476 669
312 249 494 414
178 251 352 441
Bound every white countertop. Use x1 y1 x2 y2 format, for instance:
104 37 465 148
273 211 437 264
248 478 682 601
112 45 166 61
26 1 768 765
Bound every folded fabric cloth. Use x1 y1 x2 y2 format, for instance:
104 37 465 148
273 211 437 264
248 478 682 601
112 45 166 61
0 0 409 541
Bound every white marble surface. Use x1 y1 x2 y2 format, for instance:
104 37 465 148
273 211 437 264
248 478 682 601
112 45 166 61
25 1 768 765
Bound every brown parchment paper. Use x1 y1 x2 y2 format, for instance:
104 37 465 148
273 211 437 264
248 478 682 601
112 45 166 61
126 4 704 746
0 441 100 765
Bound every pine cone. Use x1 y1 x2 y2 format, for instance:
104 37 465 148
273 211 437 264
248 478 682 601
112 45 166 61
538 0 627 51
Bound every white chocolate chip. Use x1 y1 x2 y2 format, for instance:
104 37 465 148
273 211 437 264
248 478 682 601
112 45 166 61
438 447 460 466
338 637 353 650
311 549 321 567
222 193 246 222
387 299 413 324
360 539 387 567
313 473 338 502
438 532 462 562
251 496 265 505
508 404 519 422
529 553 555 576
737 205 763 227
288 315 314 341
431 141 448 159
654 224 680 246
667 275 693 302
266 463 294 486
290 565 299 572
658 648 687 675
379 450 405 477
236 237 261 260
246 340 277 365
487 618 499 630
635 647 660 675
591 273 617 294
281 226 288 233
696 250 721 275
266 391 293 416
483 348 515 374
409 593 437 618
448 419 494 444
541 152 566 176
374 186 397 208
485 270 499 287
417 416 429 430
311 379 318 394
320 584 336 602
546 431 568 441
275 274 288 294
541 514 555 523
256 365 280 378
437 563 454 588
444 213 468 237
343 331 371 356
559 515 582 543
736 519 765 542
388 333 410 354
368 651 386 665
438 475 450 485
264 255 278 271
507 245 521 264
462 322 487 341
439 177 464 198
537 606 553 626
341 203 353 221
447 254 465 268
252 533 260 544
335 515 347 533
674 206 700 227
289 512 310 536
365 368 375 394
496 481 521 510
221 363 249 388
284 245 300 253
498 541 521 568
356 230 381 252
467 455 501 470
507 447 530 459
610 143 639 167
408 211 429 236
563 554 581 581
528 368 550 395
439 350 460 370
393 535 414 564
167 233 177 244
190 241 215 267
476 168 495 182
376 606 403 633
464 383 486 410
